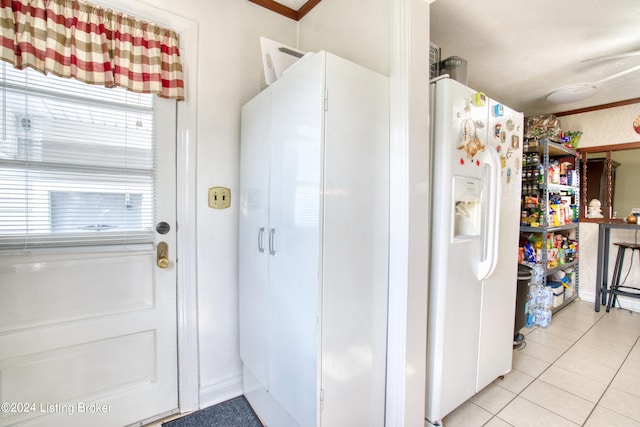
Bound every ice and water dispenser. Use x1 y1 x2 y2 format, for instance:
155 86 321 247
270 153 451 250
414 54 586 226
452 176 483 240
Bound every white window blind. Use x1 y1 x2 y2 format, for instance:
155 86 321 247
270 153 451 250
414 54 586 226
0 63 156 250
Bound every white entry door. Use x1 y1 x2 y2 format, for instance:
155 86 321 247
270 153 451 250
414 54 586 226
0 88 178 427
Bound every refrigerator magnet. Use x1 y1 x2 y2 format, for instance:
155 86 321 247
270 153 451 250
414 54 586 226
495 123 503 138
458 119 486 159
473 92 487 106
506 119 515 131
500 130 506 144
507 168 512 183
512 135 520 148
494 104 504 116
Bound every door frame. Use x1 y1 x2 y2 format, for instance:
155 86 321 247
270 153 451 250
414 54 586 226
386 0 431 426
174 17 200 413
91 0 201 413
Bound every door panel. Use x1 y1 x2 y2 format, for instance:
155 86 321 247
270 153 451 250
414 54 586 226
320 53 390 427
476 106 523 391
268 53 324 427
2 331 155 404
0 98 178 427
239 88 271 388
0 253 153 332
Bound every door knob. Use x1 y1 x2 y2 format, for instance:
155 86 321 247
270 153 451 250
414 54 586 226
157 242 169 268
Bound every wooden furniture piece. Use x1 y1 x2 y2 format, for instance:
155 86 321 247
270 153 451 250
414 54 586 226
585 158 620 218
578 141 640 221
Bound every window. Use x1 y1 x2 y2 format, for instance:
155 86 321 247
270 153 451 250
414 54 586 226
0 64 156 250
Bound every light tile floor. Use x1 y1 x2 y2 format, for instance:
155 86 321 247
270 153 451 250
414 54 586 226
442 300 640 427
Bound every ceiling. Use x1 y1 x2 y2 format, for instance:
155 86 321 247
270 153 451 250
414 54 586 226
256 0 640 117
431 0 640 117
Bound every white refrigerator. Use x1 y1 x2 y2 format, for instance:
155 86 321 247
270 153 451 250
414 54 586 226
426 77 524 425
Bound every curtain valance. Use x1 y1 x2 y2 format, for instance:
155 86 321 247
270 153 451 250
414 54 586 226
0 0 184 100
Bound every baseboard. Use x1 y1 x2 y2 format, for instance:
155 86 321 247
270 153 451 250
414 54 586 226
579 290 640 313
199 372 243 409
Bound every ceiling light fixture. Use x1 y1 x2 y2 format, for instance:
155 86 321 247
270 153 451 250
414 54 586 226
546 84 597 104
546 64 640 104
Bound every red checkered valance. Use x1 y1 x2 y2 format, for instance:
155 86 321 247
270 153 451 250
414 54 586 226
0 0 184 100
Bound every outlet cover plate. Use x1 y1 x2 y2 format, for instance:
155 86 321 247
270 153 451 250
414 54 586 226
208 186 231 209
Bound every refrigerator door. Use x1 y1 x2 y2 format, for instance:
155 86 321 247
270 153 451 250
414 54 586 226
427 78 492 422
476 101 524 391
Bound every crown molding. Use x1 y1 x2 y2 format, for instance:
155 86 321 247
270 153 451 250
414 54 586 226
248 0 322 21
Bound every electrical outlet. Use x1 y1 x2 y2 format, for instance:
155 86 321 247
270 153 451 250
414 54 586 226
208 186 231 209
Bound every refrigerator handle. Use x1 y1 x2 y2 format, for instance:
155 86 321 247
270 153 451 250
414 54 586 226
477 147 501 280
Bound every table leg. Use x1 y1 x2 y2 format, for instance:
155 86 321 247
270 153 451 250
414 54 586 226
606 246 626 312
602 227 611 306
595 224 605 312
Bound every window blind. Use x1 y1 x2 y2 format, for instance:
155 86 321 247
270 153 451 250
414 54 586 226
0 63 156 250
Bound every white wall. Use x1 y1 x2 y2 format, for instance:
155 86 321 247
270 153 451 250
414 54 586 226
559 104 640 311
611 149 640 217
183 2 294 406
297 0 390 75
182 1 295 406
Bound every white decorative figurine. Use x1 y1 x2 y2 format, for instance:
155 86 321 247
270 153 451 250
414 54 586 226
587 199 603 218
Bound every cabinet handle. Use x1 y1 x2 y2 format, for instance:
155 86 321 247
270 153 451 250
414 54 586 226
258 227 265 253
269 228 277 256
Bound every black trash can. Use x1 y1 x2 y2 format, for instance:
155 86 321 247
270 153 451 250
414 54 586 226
514 264 534 349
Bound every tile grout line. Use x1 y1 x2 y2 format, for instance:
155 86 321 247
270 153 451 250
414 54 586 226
466 304 639 427
484 304 606 426
514 309 640 426
512 311 602 426
579 334 640 426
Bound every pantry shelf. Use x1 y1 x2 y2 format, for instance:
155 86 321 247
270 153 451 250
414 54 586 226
547 259 579 277
520 138 580 313
544 183 577 194
520 223 578 234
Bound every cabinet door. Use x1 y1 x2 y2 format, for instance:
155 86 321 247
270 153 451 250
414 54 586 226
320 53 389 427
239 88 271 388
268 53 324 426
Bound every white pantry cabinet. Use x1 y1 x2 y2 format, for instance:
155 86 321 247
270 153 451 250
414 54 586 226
239 51 389 427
